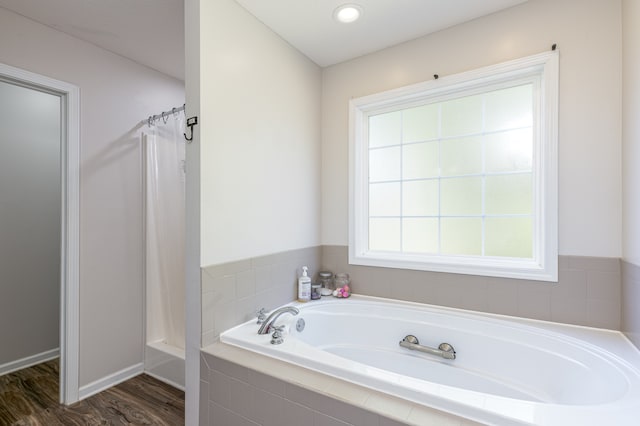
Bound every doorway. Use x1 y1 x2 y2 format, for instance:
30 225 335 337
0 62 79 404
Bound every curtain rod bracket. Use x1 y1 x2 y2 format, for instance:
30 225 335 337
434 74 439 80
552 43 557 51
184 116 198 142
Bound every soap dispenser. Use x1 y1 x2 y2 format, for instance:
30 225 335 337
297 266 311 302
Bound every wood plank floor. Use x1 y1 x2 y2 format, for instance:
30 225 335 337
0 360 184 425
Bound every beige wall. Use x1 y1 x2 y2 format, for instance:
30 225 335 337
191 0 322 422
622 0 640 347
321 0 622 258
622 0 640 264
0 7 184 387
199 0 322 267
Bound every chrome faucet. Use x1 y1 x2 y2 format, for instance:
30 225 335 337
257 306 300 334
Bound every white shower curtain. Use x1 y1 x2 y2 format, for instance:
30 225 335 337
144 114 185 350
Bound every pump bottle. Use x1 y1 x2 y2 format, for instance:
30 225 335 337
297 266 311 302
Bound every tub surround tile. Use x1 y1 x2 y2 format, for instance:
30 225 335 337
321 246 622 330
201 343 472 426
248 369 286 396
407 406 473 426
550 297 588 325
203 246 624 357
587 270 622 301
282 400 315 425
201 246 321 344
200 379 209 426
568 256 620 273
622 260 640 349
251 388 284 426
516 282 552 321
314 413 352 426
209 401 259 426
236 269 256 299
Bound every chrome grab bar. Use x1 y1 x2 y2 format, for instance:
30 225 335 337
399 335 456 360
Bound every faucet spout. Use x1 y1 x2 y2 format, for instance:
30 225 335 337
257 306 300 334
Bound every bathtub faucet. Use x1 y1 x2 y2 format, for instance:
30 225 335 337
257 306 300 335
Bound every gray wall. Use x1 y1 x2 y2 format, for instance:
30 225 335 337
0 7 185 388
0 80 60 366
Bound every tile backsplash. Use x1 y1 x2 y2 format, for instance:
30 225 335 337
622 260 640 349
322 246 621 330
201 247 321 346
201 245 623 346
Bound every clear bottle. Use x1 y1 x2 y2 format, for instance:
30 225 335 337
318 271 334 296
297 266 311 302
334 273 350 289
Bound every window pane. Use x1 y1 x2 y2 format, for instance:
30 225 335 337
369 182 401 217
369 146 401 182
402 104 438 143
441 135 483 176
441 218 482 255
484 84 533 132
485 174 532 215
441 94 483 137
403 218 438 253
485 128 532 173
403 142 438 179
485 217 533 258
369 218 401 251
402 180 438 216
369 111 401 148
440 177 482 215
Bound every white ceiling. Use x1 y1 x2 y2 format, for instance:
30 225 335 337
0 0 528 81
236 0 529 67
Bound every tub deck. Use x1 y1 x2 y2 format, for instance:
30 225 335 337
215 295 640 425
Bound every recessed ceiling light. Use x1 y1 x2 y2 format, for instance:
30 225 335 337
333 4 363 24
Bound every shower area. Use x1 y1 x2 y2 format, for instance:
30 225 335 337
142 107 186 389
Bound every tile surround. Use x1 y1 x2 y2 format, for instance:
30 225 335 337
201 246 624 347
200 344 482 426
199 247 632 425
322 246 622 330
622 260 640 349
201 247 321 346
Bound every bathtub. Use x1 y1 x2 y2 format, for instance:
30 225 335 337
220 295 640 425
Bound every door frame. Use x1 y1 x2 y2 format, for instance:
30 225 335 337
0 62 80 404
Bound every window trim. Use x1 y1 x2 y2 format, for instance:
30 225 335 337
348 51 559 282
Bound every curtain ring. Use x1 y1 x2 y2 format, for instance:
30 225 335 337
162 111 169 124
147 116 153 127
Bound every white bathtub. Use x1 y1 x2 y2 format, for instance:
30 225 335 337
220 295 640 425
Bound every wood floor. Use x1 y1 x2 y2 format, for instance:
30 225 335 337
0 360 184 425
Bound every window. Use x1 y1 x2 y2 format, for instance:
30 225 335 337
349 51 558 281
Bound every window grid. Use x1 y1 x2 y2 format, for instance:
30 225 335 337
368 88 534 258
352 50 558 281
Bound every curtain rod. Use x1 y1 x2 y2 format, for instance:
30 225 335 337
144 103 185 127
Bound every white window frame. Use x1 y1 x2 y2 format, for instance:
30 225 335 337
349 51 559 282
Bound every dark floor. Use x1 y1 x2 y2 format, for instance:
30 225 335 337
0 360 184 425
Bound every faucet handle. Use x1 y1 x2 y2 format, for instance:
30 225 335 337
270 325 285 345
256 308 267 324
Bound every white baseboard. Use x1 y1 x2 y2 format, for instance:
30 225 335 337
78 362 144 401
0 348 60 377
